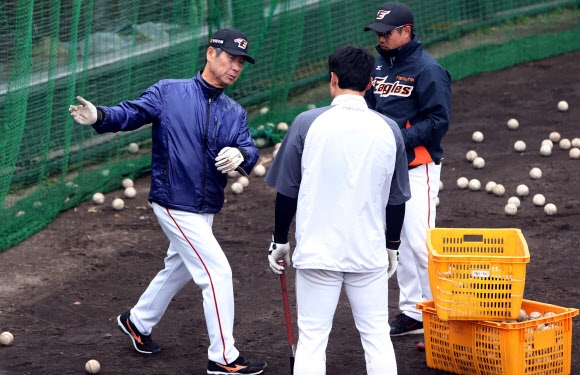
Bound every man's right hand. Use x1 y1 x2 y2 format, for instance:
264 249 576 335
268 240 291 275
69 96 98 125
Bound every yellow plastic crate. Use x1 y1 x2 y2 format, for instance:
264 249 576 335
428 228 530 321
418 299 579 375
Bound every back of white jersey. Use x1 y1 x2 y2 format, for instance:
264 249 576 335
265 94 410 272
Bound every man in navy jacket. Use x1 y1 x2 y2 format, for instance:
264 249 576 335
69 28 266 375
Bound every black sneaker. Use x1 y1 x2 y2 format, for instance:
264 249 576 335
416 337 426 351
117 310 161 354
207 355 267 374
389 313 424 336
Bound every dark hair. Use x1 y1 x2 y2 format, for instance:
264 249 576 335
328 45 374 92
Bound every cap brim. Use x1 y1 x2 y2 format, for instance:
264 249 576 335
363 23 396 33
222 47 256 64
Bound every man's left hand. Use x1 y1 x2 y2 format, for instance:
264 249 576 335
215 147 244 173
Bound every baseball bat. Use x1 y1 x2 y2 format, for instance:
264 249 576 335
278 261 295 374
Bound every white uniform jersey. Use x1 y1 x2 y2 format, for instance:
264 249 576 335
265 94 410 272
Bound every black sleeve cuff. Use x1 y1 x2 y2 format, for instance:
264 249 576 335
94 108 105 126
386 239 401 250
273 192 297 243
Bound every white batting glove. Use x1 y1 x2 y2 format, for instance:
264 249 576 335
215 147 244 173
387 249 399 278
268 240 291 275
68 96 98 125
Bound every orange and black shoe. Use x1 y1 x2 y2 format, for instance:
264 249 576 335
207 355 267 374
117 310 161 354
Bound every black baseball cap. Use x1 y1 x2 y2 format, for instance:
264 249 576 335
209 28 255 64
364 2 414 33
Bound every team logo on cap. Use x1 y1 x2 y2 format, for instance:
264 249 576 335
376 10 391 19
234 38 248 50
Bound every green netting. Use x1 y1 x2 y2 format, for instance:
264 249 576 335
1 0 579 252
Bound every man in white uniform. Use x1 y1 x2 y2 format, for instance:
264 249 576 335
265 45 411 375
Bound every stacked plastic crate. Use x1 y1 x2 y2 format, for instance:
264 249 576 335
418 228 578 375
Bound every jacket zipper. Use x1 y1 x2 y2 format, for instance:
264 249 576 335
212 117 218 146
200 98 212 213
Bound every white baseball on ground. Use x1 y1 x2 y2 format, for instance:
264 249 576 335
253 164 266 177
435 196 440 206
540 144 552 156
507 118 519 130
237 176 249 188
259 107 269 114
508 196 521 208
92 192 105 205
505 203 517 216
549 132 561 143
544 203 557 215
465 150 478 162
112 198 124 210
570 148 580 159
124 187 137 199
272 149 278 158
533 194 546 206
529 167 542 179
557 100 568 111
231 182 244 194
277 122 288 131
473 157 485 169
572 138 580 148
468 179 481 191
274 142 282 150
128 142 139 153
492 184 505 196
0 331 13 346
516 184 529 197
85 359 100 374
439 180 443 191
514 140 526 152
472 131 484 143
485 181 497 193
541 139 553 149
457 177 469 189
122 178 134 188
559 138 571 150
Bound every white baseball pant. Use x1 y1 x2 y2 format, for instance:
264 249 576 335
129 202 239 365
294 267 396 375
397 162 441 321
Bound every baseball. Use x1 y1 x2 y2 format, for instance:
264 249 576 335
540 144 552 156
274 142 282 150
516 184 529 197
508 196 521 208
572 138 580 148
557 100 568 111
541 139 553 149
507 118 519 130
128 142 139 153
517 309 528 322
0 331 13 346
472 131 484 143
254 138 268 148
124 187 137 199
533 194 546 206
528 311 543 320
307 103 316 110
122 178 134 188
544 203 557 215
85 359 100 374
92 192 105 205
439 180 443 191
253 164 266 177
259 106 269 114
272 148 278 158
231 182 243 194
277 122 289 131
465 150 478 162
504 203 517 216
457 177 469 189
529 167 542 179
468 179 481 191
492 184 505 196
559 138 571 150
570 147 580 159
514 140 526 152
237 176 249 188
472 157 485 169
549 132 561 143
112 198 124 210
435 196 440 206
485 181 497 193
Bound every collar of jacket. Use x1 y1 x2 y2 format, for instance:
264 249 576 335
375 34 421 61
195 71 224 101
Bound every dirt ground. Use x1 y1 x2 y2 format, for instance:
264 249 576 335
1 50 579 375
